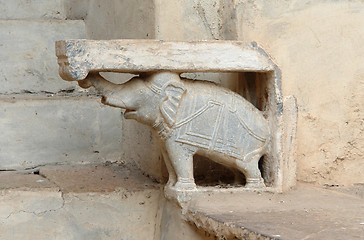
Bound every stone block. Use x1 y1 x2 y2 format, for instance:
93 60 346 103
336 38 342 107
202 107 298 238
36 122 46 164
39 163 160 193
236 1 364 186
0 97 124 170
186 183 364 239
0 0 66 20
0 20 85 94
154 0 236 41
0 172 58 190
0 189 63 222
282 95 298 191
121 120 163 182
0 164 162 240
56 39 275 81
85 0 155 40
60 190 160 240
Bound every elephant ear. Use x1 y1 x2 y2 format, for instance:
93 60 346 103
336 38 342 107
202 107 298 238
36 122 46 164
160 82 186 127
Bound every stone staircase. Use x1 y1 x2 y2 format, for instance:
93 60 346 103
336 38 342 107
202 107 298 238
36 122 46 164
0 2 175 239
0 163 163 239
1 2 363 240
1 165 363 240
187 183 364 239
0 0 124 171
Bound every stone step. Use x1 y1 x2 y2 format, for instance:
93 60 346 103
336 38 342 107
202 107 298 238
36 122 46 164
0 0 66 20
0 20 85 94
0 97 124 170
0 163 162 240
0 95 162 179
186 183 364 240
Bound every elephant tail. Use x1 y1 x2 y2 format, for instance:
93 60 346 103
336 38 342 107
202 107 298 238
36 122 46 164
243 135 270 163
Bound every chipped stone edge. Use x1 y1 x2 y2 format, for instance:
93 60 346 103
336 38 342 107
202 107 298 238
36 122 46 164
185 210 278 240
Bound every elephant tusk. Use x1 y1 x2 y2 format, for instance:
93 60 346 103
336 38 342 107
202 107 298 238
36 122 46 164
101 95 127 109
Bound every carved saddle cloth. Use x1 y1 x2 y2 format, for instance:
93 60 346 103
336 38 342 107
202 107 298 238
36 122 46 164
173 90 266 160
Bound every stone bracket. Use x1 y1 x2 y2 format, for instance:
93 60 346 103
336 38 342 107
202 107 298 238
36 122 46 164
55 39 296 194
55 40 275 81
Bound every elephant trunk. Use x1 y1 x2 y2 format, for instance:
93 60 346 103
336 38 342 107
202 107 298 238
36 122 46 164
78 73 116 91
79 73 127 109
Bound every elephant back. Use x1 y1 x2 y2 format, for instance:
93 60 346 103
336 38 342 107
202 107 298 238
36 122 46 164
173 80 269 159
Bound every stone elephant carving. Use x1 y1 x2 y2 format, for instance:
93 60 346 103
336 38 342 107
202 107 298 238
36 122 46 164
79 71 270 192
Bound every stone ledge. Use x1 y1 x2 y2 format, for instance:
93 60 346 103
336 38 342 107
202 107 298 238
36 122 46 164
0 163 162 240
0 98 123 170
186 183 364 240
2 166 362 239
0 163 160 193
39 163 160 193
56 39 275 81
0 172 58 191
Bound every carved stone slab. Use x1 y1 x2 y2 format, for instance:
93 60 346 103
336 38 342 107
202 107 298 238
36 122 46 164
55 40 275 81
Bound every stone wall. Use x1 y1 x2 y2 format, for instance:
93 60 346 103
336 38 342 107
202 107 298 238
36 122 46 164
234 0 364 186
153 0 363 186
0 0 94 170
0 1 162 180
1 0 362 187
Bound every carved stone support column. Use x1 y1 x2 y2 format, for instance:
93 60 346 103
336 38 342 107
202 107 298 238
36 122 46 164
56 39 297 203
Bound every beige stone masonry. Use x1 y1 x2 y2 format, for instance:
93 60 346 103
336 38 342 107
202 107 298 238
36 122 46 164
0 20 85 94
0 164 162 240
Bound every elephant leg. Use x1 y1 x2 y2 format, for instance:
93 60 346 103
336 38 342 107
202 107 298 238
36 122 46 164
236 154 265 188
161 147 177 188
165 141 196 191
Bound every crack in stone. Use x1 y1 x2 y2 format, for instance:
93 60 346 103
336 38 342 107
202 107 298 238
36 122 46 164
0 91 99 97
3 198 65 220
38 171 65 200
3 191 65 220
0 164 46 174
195 1 219 40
